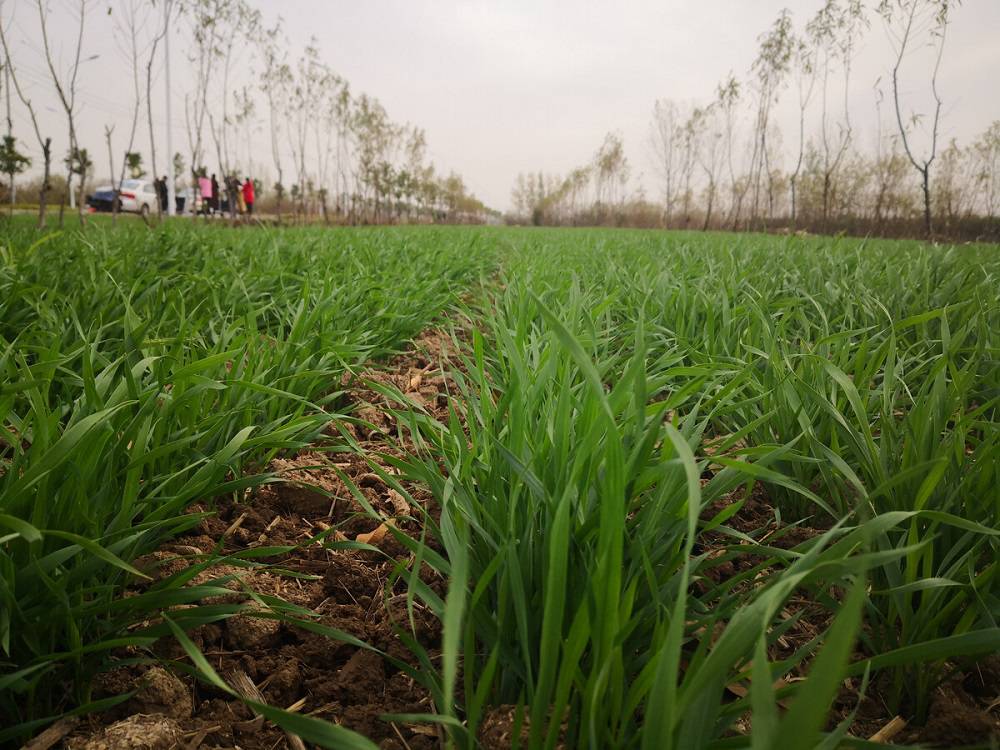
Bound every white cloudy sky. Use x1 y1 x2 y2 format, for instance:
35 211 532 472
4 0 1000 210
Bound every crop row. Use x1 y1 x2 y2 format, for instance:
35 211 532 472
0 221 492 738
388 230 1000 747
1 222 998 747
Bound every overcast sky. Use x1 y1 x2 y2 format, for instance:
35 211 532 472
5 0 1000 210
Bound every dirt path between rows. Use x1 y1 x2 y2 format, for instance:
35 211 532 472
61 331 463 750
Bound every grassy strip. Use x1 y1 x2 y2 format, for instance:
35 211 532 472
380 229 998 746
0 219 495 737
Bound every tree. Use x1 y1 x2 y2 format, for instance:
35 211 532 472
173 152 186 185
259 19 291 223
0 134 29 213
400 127 427 221
714 74 745 229
593 132 629 222
677 111 701 227
313 70 346 219
186 0 244 194
747 9 794 228
650 99 683 225
511 171 553 225
970 121 1000 222
274 180 285 216
288 41 326 218
933 138 977 227
195 0 258 221
0 2 51 228
104 124 116 222
695 104 725 230
878 0 957 237
145 1 169 217
351 94 400 223
333 82 352 216
126 152 146 178
37 0 92 226
107 0 154 223
1 27 30 211
233 86 257 179
871 84 915 231
211 0 259 220
65 146 93 215
808 0 867 229
789 36 817 225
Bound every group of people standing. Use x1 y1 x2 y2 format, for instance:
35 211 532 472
196 173 255 217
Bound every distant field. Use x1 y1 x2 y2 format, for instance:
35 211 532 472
1 220 998 748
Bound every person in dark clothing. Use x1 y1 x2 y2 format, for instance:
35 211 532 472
210 174 220 214
156 176 168 212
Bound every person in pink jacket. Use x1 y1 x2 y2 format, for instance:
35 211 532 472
198 175 212 216
242 178 255 216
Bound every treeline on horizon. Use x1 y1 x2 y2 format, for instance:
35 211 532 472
3 0 998 240
0 0 495 228
509 1 1000 242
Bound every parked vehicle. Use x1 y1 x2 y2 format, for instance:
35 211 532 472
85 186 117 213
85 180 159 217
117 179 159 218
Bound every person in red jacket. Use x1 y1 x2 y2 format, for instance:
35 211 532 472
242 177 255 217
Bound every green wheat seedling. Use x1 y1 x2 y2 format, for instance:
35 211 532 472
0 219 495 738
2 219 998 747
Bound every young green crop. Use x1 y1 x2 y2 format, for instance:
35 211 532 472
378 228 999 746
0 218 494 738
3 219 998 747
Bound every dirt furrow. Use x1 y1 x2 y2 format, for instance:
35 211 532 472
64 331 461 750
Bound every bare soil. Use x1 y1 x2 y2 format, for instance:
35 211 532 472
63 331 461 750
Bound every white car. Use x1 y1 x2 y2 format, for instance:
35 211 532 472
117 179 160 217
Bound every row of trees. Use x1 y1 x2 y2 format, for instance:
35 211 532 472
0 0 491 227
510 0 999 240
511 132 632 227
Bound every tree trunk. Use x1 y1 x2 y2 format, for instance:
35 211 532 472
78 174 87 227
874 184 886 235
38 138 51 229
764 158 775 229
147 44 161 221
276 177 283 225
106 129 118 227
730 189 743 231
822 173 831 233
59 168 68 228
790 176 798 228
702 184 715 232
922 166 932 238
